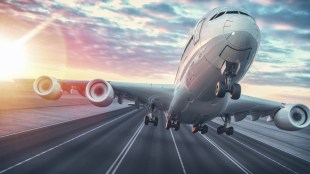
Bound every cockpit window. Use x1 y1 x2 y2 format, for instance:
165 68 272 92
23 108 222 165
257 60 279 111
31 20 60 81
214 12 225 19
239 11 255 20
239 11 249 16
209 11 254 21
209 13 218 21
226 11 239 14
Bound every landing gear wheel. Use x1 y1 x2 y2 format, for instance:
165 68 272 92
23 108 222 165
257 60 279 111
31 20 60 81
217 115 234 136
231 83 241 100
201 125 208 134
192 124 208 134
217 126 225 135
174 120 180 131
192 124 199 133
215 81 226 98
154 117 158 127
226 127 234 136
165 119 172 130
144 116 149 125
192 127 198 133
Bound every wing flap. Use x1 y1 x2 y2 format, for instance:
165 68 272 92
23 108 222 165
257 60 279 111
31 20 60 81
226 95 284 122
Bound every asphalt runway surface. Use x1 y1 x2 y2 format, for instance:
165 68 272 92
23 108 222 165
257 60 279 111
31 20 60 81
0 107 309 174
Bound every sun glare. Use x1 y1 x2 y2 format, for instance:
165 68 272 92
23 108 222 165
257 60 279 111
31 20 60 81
0 40 26 80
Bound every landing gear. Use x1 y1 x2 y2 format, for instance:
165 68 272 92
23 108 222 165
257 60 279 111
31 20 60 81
226 127 234 136
217 114 234 136
215 82 226 98
192 124 208 134
165 119 172 130
144 115 158 126
144 116 149 125
231 83 241 100
215 61 241 100
144 103 159 126
165 119 181 131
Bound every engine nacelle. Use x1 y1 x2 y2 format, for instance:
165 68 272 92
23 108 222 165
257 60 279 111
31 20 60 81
274 104 310 131
85 79 114 107
33 76 62 100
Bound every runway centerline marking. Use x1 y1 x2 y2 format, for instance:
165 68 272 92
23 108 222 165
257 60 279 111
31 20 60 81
106 122 144 174
0 109 138 174
187 124 250 173
200 134 252 174
207 125 298 174
170 129 187 174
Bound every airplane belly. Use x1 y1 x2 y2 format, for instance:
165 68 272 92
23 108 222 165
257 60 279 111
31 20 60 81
180 96 229 124
175 56 229 124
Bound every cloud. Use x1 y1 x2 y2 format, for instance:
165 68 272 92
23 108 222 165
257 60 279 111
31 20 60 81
119 7 145 17
0 0 309 89
144 2 176 16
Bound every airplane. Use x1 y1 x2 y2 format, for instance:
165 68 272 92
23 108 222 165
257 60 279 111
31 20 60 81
32 6 310 136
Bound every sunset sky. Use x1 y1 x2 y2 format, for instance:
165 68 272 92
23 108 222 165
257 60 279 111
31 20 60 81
0 0 309 106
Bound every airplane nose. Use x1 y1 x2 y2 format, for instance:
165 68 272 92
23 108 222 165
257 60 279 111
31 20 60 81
223 16 260 50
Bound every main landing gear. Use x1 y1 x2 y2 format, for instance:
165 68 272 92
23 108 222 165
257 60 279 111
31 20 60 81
144 115 158 126
192 123 208 134
217 114 234 136
144 103 158 126
215 62 241 100
165 118 181 131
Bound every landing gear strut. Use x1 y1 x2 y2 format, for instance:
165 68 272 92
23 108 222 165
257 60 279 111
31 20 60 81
215 61 241 100
217 114 234 136
192 123 208 134
144 103 158 126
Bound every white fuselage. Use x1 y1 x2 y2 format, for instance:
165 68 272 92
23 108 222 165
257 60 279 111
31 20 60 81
168 6 260 124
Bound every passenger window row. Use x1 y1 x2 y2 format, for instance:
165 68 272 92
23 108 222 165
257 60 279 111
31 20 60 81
210 11 253 21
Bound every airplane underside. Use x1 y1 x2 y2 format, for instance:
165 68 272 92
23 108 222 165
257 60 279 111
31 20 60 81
143 92 236 136
143 105 236 136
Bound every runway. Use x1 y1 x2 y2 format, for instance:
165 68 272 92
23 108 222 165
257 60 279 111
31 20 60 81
0 107 309 174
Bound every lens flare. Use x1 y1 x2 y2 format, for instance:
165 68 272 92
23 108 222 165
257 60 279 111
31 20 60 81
0 40 26 80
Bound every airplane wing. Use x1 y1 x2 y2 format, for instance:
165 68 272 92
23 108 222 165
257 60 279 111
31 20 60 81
32 76 174 110
223 95 310 130
110 81 174 110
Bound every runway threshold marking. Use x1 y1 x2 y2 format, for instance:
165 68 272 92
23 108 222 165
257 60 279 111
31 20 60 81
207 125 298 174
0 109 138 174
170 129 187 174
200 134 252 174
106 122 144 174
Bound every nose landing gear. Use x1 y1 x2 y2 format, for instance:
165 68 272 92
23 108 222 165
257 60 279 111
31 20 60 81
215 61 241 100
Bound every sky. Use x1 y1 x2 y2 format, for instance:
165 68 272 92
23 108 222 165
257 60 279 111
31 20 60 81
0 0 309 106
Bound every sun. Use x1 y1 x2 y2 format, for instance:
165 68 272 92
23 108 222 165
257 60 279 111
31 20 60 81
0 40 26 80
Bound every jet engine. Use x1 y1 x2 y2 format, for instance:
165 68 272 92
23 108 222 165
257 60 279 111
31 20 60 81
33 76 62 100
274 104 310 131
85 79 114 107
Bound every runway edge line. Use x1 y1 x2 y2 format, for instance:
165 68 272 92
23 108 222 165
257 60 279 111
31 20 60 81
0 109 138 174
